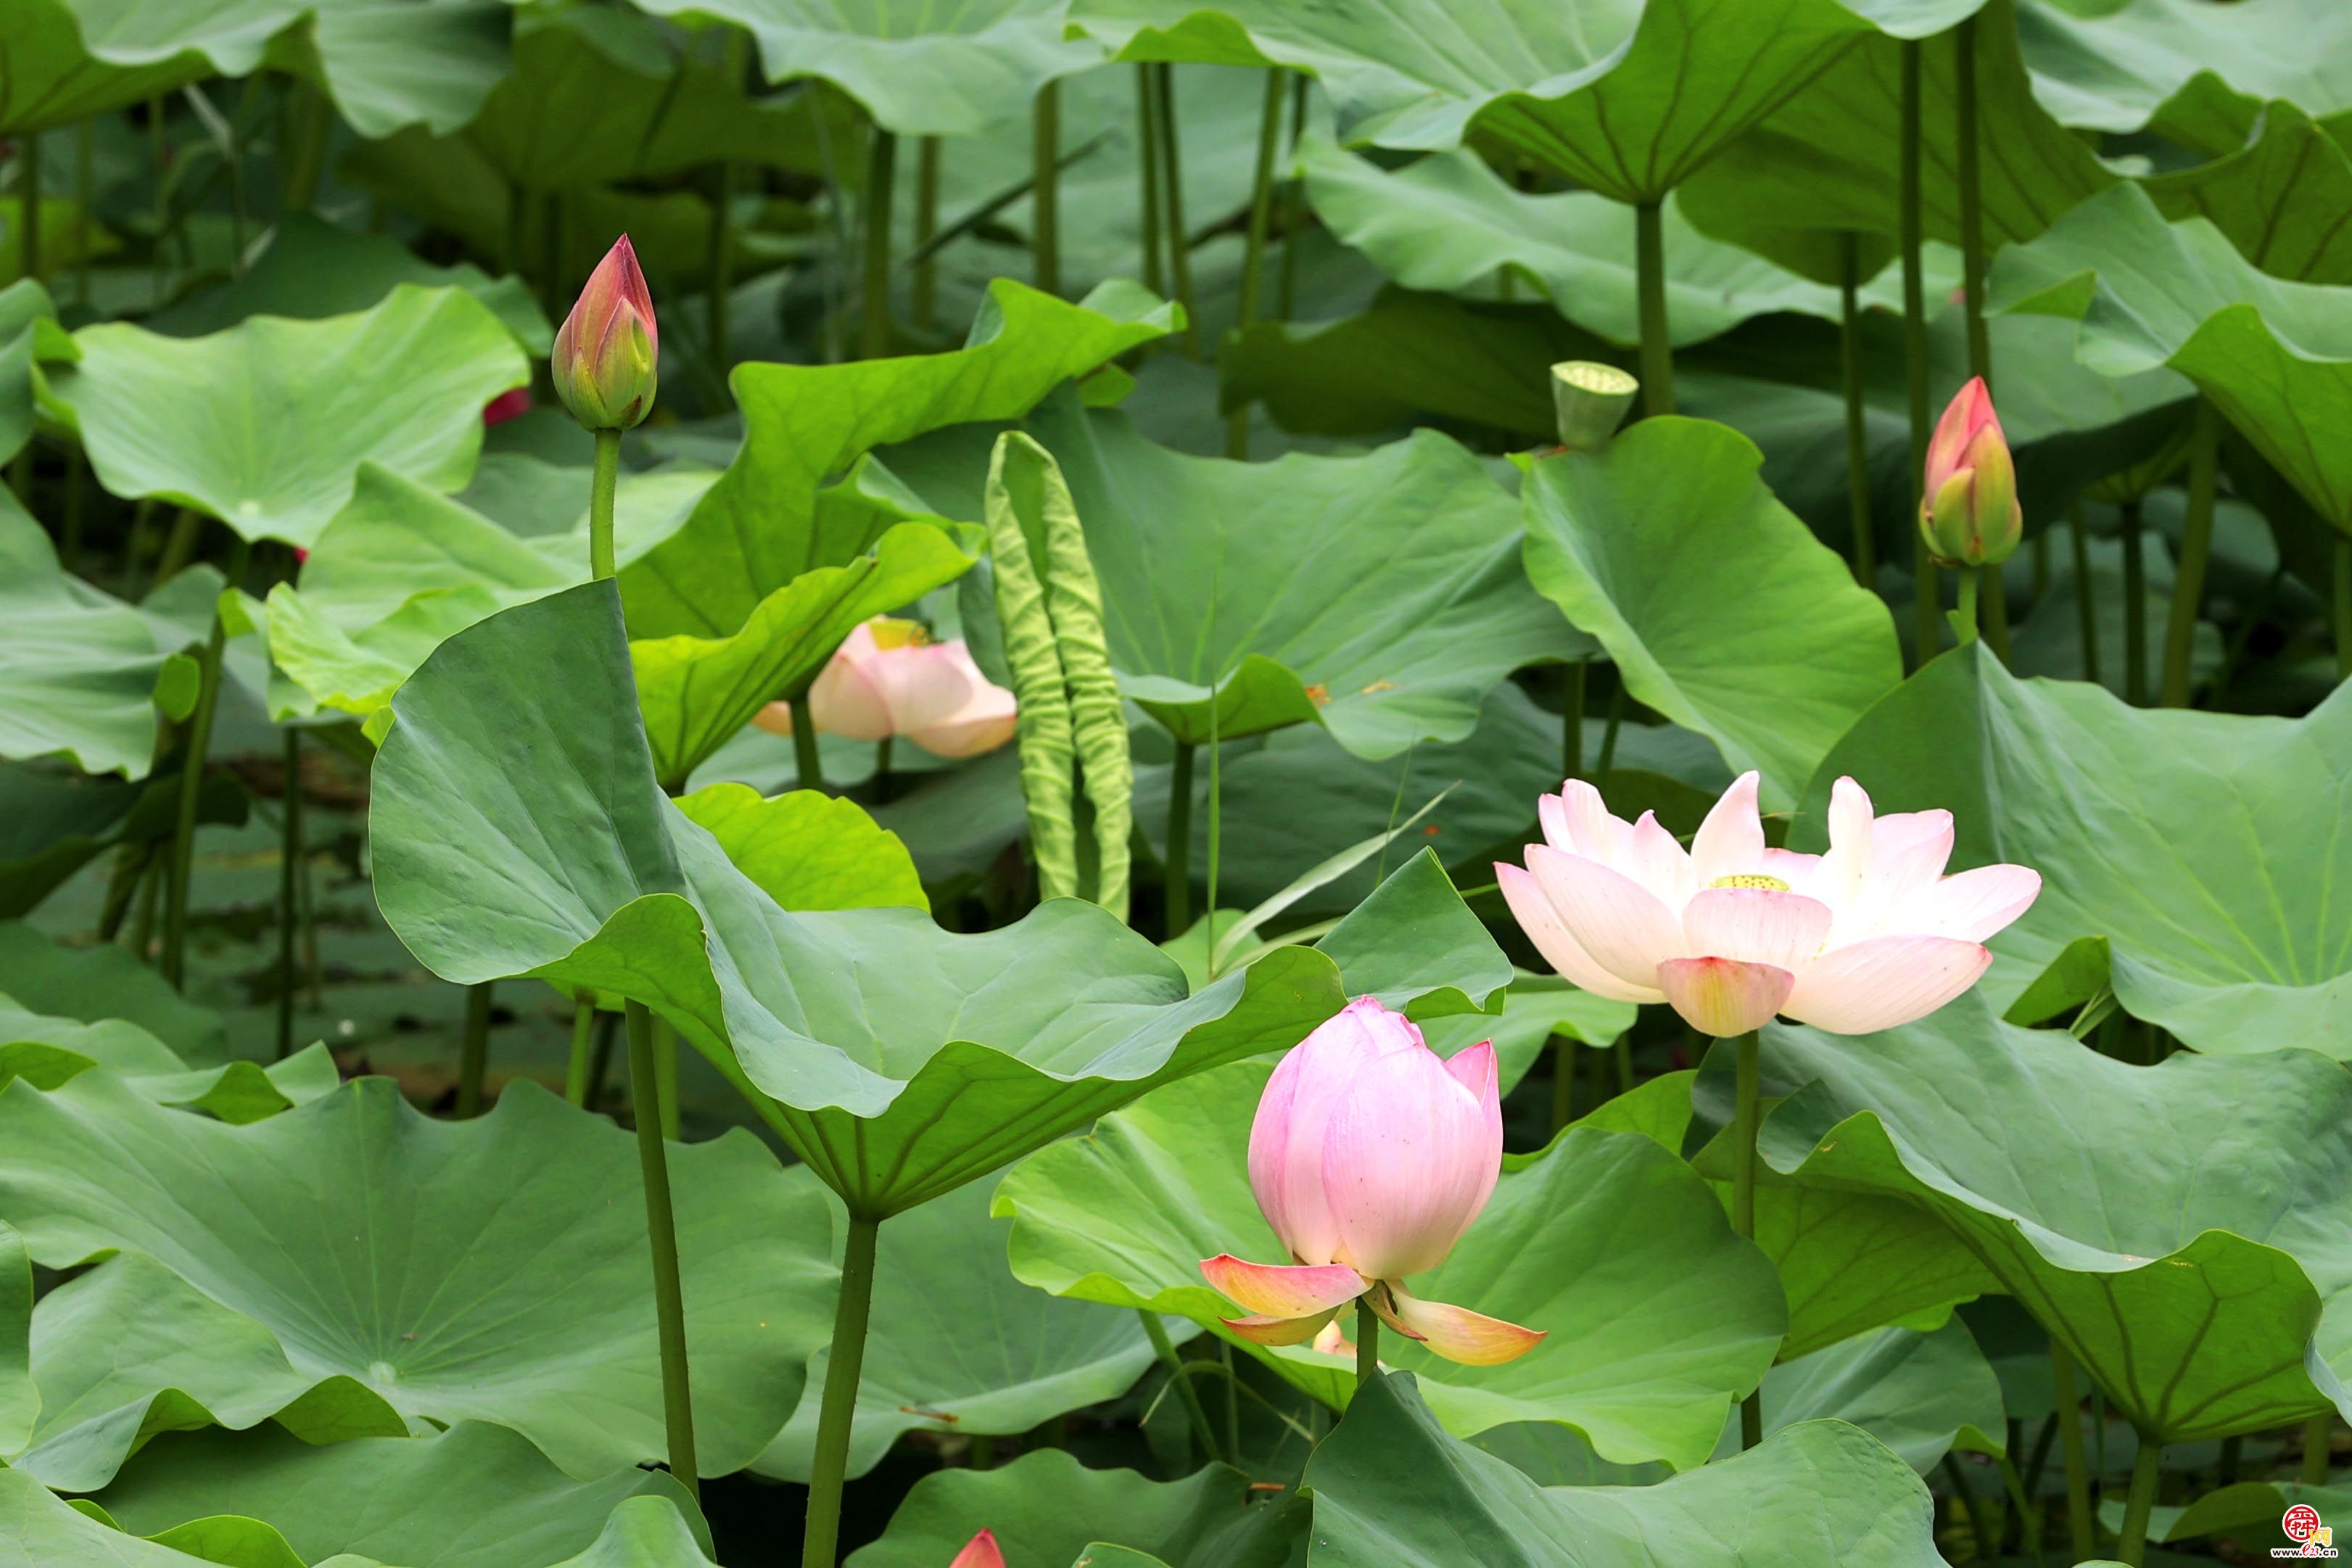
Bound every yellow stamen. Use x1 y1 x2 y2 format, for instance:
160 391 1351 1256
1710 872 1790 892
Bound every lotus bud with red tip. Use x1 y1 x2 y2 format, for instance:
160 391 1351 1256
1197 997 1544 1367
949 1530 1006 1568
1919 376 2022 567
551 235 658 431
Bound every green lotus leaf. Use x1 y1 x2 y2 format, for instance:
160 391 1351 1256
0 998 334 1123
0 1070 838 1478
621 280 1170 643
756 1176 1170 1480
1520 418 1902 811
372 586 1503 1213
2097 1477 2352 1546
537 1498 719 1568
0 1464 308 1568
0 1 212 137
994 1055 1783 1469
2136 100 2352 287
0 923 224 1062
1305 1372 1944 1567
627 0 1101 139
0 280 59 464
896 391 1573 758
1992 180 2352 532
677 784 927 914
1718 1319 2004 1472
1068 0 1977 205
93 1421 707 1568
0 1220 30 1456
41 286 528 550
1744 991 2352 1443
0 762 245 921
843 1448 1303 1568
1796 643 2352 1054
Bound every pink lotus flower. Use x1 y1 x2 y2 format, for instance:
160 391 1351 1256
1500 772 2039 1037
1197 997 1543 1367
1919 376 2021 567
949 1530 1006 1568
755 618 1018 759
482 387 532 426
551 235 658 431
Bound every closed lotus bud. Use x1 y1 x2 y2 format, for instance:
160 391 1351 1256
551 235 658 431
1918 376 2023 567
948 1529 1006 1568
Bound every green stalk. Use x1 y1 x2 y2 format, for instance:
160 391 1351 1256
1033 82 1059 296
1219 1340 1240 1464
872 735 895 805
154 506 203 587
2070 503 2101 684
1633 199 1674 417
2161 400 2220 708
588 430 620 579
96 841 152 944
149 96 168 308
1276 73 1310 320
1733 1030 1762 1450
1156 65 1200 357
968 1434 994 1469
2052 1340 2094 1561
280 77 330 214
1954 566 1979 646
1136 65 1163 299
18 130 40 284
1839 234 1875 589
565 996 595 1107
861 125 896 359
1955 15 1990 382
585 1009 619 1110
74 119 92 305
1614 1036 1633 1096
912 136 941 333
2337 536 2352 681
1595 679 1625 789
130 853 161 960
276 726 302 1060
1901 39 1937 667
2305 1413 2332 1484
1203 693 1224 973
457 981 493 1118
791 694 823 791
1165 742 1194 936
1981 564 2010 660
1941 1453 1996 1561
2121 498 2147 704
2217 1432 2243 1488
161 535 249 991
1226 69 1289 461
1563 659 1586 779
1356 1297 1379 1386
1551 1037 1576 1136
1138 1311 1224 1463
625 1000 698 1497
706 64 743 387
802 1213 880 1568
654 1017 680 1141
2116 1434 2161 1567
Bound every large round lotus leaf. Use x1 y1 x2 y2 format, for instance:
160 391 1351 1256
1991 181 2352 532
1796 643 2352 1055
843 1448 1303 1568
1520 418 1902 812
0 999 336 1125
41 286 527 550
0 1070 839 1479
1742 990 2352 1443
0 1464 305 1568
619 280 1168 644
93 1421 706 1568
0 496 188 779
895 393 1574 759
994 1057 1784 1469
756 1177 1167 1480
2015 0 2352 151
1066 0 1977 205
2132 100 2352 287
0 923 223 1062
628 0 1100 138
0 281 60 464
371 585 1505 1215
1715 1319 2004 1473
0 3 207 136
1305 1372 1944 1567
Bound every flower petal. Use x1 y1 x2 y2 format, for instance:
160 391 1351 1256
1655 956 1796 1037
807 625 894 740
1369 1281 1546 1367
1886 863 2042 943
1690 770 1766 883
1248 999 1421 1263
1319 1047 1500 1281
1496 862 1657 1003
1627 810 1696 907
1780 934 1992 1033
1526 844 1685 991
1200 1255 1367 1319
950 1529 1009 1568
1544 779 1630 866
1680 887 1833 972
1221 1308 1345 1348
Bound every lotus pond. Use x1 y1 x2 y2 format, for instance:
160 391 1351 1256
1 1 2350 1566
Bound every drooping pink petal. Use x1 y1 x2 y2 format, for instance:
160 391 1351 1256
1525 844 1685 991
1885 863 2042 943
949 1529 1008 1568
1496 862 1657 1003
1689 771 1766 883
1780 935 1992 1033
1221 1307 1345 1347
1680 887 1833 973
1316 1044 1500 1281
1368 1281 1545 1367
1249 998 1421 1264
1655 956 1796 1037
1200 1255 1367 1320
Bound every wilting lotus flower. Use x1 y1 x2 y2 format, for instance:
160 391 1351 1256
1501 772 2039 1038
1919 376 2021 567
949 1530 1005 1568
551 235 658 431
1197 997 1543 1366
756 618 1018 759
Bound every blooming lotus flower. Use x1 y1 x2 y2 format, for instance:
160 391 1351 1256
1919 376 2021 567
949 1530 1006 1568
1197 997 1543 1366
756 618 1018 759
551 235 657 431
1500 772 2039 1038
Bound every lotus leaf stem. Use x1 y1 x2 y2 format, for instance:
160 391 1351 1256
1900 40 1937 669
2052 1340 2094 1560
1226 69 1289 459
162 534 247 991
1839 234 1875 590
1633 199 1673 417
862 125 896 359
628 999 699 1500
1733 1030 1762 1449
1139 1310 1225 1464
1356 1297 1379 1387
2116 1433 2161 1566
565 996 595 1107
803 1213 880 1567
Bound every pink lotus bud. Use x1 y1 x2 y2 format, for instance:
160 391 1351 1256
949 1530 1007 1568
482 387 532 426
755 618 1018 759
1918 376 2022 567
550 235 658 431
